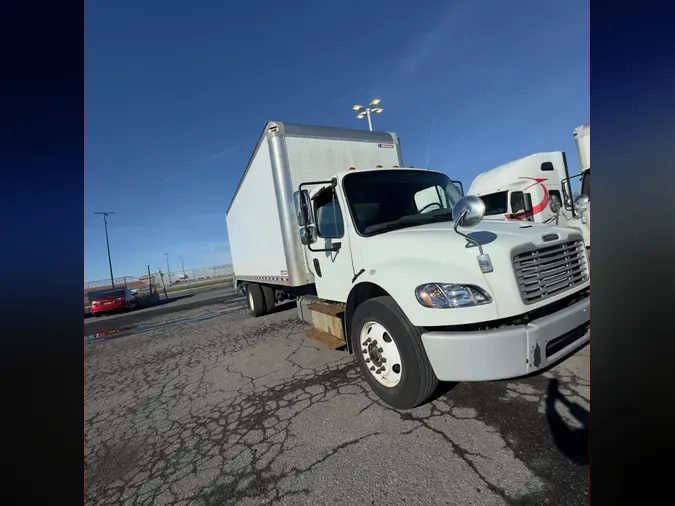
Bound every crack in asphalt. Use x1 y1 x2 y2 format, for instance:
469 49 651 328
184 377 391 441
85 303 589 505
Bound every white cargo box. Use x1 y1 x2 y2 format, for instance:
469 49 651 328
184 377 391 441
573 124 590 172
226 121 403 288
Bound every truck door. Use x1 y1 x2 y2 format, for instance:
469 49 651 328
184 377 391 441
305 185 355 303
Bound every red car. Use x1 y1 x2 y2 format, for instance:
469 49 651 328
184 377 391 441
90 288 140 317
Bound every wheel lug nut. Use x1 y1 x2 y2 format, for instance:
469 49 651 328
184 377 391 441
381 358 387 363
365 358 370 363
370 366 375 371
378 347 383 353
362 348 367 354
372 340 378 345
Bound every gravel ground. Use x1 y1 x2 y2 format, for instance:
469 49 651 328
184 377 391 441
85 300 589 505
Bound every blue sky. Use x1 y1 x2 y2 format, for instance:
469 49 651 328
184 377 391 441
85 0 588 282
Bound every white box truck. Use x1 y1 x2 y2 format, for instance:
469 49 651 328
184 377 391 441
226 121 590 409
467 124 591 250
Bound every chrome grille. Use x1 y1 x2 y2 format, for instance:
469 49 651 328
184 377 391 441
512 239 588 305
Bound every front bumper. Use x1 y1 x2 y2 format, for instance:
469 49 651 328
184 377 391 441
420 296 590 382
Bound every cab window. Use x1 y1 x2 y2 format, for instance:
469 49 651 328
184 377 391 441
510 191 525 213
315 191 344 238
479 191 508 215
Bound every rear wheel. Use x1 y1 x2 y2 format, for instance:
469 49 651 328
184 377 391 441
351 296 438 409
247 284 266 317
261 285 276 314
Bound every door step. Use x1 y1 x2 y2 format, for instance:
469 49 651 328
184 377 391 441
304 302 346 350
305 328 346 351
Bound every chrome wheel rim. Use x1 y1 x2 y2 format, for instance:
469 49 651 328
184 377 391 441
359 321 402 387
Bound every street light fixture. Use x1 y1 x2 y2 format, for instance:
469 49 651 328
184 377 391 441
352 98 384 131
94 211 116 288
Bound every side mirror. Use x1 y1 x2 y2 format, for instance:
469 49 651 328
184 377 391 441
293 190 311 227
299 226 315 245
452 195 492 273
452 195 485 228
549 195 562 214
574 194 589 212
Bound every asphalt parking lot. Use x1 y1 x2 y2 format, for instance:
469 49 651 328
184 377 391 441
85 300 590 505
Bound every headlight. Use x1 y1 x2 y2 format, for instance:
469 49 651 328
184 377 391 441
415 283 492 309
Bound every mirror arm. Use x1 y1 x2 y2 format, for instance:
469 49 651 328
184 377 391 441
307 242 340 253
309 178 338 202
453 210 485 255
297 178 337 226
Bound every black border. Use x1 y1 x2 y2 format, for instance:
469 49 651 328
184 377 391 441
0 1 83 503
591 1 675 502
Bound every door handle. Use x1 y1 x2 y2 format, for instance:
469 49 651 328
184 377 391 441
313 258 322 277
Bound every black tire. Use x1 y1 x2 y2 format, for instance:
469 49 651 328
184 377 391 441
351 296 438 409
247 284 266 317
261 285 276 314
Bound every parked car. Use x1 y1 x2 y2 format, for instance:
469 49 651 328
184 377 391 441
90 288 140 317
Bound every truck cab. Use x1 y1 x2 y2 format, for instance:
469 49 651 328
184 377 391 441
468 152 574 224
295 167 590 408
467 125 591 250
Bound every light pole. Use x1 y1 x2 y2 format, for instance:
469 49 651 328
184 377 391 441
181 257 186 277
94 211 115 288
352 98 384 131
164 253 172 285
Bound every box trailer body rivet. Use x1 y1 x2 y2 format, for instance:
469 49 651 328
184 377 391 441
226 121 590 409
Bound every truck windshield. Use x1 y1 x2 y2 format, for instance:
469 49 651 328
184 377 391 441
342 170 463 236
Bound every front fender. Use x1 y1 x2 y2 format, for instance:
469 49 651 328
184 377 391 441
347 258 500 332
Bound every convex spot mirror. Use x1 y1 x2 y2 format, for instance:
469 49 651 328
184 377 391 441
574 194 589 212
452 195 486 228
299 226 315 245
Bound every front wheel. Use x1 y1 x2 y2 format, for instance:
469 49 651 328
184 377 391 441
351 296 438 409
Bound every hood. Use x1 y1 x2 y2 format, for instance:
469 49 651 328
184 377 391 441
362 219 581 259
357 219 588 322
